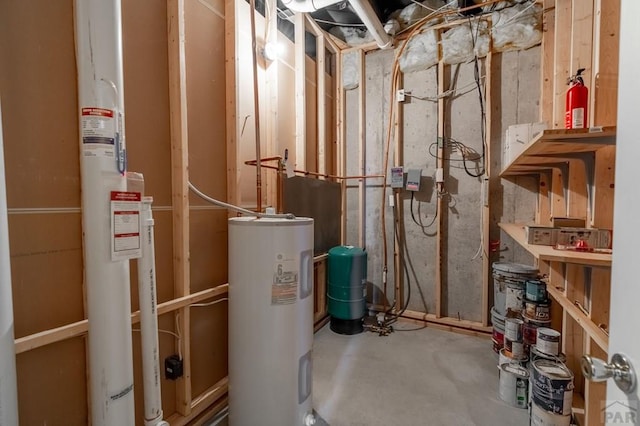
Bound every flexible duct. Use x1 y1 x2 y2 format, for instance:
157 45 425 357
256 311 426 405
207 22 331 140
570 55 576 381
0 100 19 426
74 0 136 424
282 0 393 48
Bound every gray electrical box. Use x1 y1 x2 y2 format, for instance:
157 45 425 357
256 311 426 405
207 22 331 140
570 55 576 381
391 167 404 188
406 169 422 191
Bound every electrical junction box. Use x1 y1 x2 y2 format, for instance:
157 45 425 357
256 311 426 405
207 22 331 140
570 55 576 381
391 167 404 188
165 355 183 380
406 169 422 191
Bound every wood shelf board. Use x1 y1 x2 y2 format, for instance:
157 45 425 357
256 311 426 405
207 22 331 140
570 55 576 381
501 127 616 176
546 284 609 351
499 223 612 267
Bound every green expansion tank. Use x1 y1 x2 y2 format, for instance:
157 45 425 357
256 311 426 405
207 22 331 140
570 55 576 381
327 246 367 335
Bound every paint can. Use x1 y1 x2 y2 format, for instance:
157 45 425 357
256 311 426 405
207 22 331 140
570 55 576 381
524 300 551 321
493 262 538 316
499 348 528 366
505 317 524 341
536 328 561 356
523 316 551 348
498 363 529 409
530 401 571 426
525 280 547 302
505 282 526 314
530 347 566 364
531 359 574 416
491 307 506 353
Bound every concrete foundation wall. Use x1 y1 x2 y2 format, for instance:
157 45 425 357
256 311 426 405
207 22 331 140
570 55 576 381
344 46 541 322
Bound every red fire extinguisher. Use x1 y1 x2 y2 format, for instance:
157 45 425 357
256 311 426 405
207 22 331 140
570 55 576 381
565 68 588 129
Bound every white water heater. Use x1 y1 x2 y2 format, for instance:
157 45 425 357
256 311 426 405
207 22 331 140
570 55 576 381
228 216 314 426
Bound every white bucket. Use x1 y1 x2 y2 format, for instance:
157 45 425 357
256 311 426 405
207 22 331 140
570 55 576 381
505 282 525 313
536 328 561 356
530 401 571 426
498 363 529 409
499 348 527 366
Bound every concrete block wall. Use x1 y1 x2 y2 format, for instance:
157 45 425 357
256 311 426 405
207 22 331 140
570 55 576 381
344 46 541 322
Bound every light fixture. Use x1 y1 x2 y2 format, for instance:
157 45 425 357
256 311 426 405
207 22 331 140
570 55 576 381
263 41 283 61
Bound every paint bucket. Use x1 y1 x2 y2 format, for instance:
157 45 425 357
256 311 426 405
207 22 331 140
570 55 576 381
530 347 566 364
531 359 574 416
505 282 526 314
524 300 551 321
530 401 571 426
491 307 506 353
523 316 551 348
536 328 561 356
505 317 524 341
499 348 528 366
492 262 538 316
498 363 529 409
526 280 547 302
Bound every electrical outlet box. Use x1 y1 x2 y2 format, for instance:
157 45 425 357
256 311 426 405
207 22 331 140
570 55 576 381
165 355 183 380
435 168 444 183
406 169 422 191
397 89 406 102
391 167 404 188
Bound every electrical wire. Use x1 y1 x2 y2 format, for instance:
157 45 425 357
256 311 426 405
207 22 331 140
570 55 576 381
190 298 229 308
410 192 438 229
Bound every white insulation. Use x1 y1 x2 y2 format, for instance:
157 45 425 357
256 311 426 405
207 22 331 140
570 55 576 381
441 21 490 65
491 3 542 52
342 51 360 90
398 29 439 73
329 26 373 46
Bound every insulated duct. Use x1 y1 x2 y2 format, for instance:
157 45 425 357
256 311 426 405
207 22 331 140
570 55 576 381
74 0 136 424
0 100 19 426
282 0 393 48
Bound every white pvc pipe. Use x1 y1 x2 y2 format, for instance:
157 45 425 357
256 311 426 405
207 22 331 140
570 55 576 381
0 101 19 426
281 0 393 49
348 0 392 49
74 1 136 425
137 197 169 426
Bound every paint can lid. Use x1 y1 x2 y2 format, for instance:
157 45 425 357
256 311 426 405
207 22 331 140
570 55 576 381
501 363 529 379
532 359 574 379
492 262 539 275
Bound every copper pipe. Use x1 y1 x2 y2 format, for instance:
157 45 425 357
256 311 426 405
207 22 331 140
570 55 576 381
277 160 284 214
249 0 262 213
245 158 384 181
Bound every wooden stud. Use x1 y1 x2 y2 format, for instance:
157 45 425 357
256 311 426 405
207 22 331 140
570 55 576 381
591 0 620 127
540 0 555 125
15 284 229 354
225 0 240 210
436 56 445 318
316 33 327 177
482 52 492 326
357 50 366 248
584 338 607 425
563 264 586 398
394 69 404 312
537 172 552 226
264 0 279 207
552 0 572 128
294 12 307 171
337 52 347 243
570 0 595 126
167 0 192 414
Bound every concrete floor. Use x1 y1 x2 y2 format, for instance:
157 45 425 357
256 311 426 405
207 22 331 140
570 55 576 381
312 322 529 426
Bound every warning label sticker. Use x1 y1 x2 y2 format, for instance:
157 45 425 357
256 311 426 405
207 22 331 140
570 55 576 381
272 254 298 305
110 191 141 261
81 107 115 158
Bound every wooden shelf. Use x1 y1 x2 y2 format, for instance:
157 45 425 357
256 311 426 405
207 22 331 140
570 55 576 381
546 284 609 351
498 223 612 267
501 127 616 176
